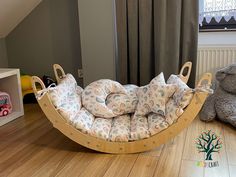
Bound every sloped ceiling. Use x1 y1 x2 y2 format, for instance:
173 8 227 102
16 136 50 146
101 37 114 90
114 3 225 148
0 0 42 38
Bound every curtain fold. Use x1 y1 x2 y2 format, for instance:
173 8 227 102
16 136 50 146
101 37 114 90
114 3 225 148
115 0 198 87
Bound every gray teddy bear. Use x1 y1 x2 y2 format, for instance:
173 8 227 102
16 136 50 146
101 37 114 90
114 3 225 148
200 64 236 128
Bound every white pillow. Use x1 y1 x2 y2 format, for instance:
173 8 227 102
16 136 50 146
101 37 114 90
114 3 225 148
90 118 113 140
82 79 127 118
48 73 82 110
106 85 138 115
167 75 193 109
109 115 131 142
148 113 169 136
135 83 176 116
130 114 150 141
150 72 166 85
165 99 184 125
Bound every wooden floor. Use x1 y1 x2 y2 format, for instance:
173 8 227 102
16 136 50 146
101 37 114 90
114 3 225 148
0 104 236 177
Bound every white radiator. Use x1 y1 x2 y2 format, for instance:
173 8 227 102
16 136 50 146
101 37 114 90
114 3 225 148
196 46 236 81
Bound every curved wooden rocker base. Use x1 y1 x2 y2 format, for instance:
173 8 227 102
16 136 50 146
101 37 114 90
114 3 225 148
32 73 211 154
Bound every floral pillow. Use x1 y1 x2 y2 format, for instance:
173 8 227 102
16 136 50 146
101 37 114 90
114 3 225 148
48 74 82 110
130 114 150 141
109 115 131 142
69 107 95 134
82 79 127 118
150 72 166 85
148 113 169 136
90 118 113 140
57 93 82 121
123 84 139 92
106 85 138 115
165 98 184 125
135 83 176 116
167 75 193 109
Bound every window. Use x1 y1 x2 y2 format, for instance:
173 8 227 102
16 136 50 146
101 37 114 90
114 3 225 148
199 0 236 31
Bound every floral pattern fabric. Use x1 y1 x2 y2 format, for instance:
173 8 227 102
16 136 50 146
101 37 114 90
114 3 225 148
82 79 127 118
135 84 176 116
69 107 95 134
123 84 139 92
150 72 166 85
167 74 193 109
109 115 131 142
106 85 138 115
90 118 113 140
77 86 84 95
48 74 81 108
130 114 150 141
148 113 169 136
165 98 184 125
47 72 192 142
57 93 82 121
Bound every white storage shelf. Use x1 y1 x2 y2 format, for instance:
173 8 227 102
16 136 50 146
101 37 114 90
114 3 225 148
0 69 24 126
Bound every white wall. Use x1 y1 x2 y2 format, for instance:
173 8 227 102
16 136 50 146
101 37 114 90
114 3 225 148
198 31 236 46
0 0 42 38
78 0 116 86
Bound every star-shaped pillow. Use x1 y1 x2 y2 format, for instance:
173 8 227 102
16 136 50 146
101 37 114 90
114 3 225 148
135 75 176 116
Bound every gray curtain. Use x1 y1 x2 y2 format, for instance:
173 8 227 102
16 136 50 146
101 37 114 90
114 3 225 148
115 0 198 87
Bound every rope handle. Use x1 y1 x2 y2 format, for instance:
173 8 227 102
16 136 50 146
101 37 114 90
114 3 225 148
194 73 213 94
197 73 212 88
179 61 192 84
53 64 66 83
31 76 55 100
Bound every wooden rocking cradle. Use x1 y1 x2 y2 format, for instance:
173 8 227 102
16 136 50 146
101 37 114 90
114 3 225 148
32 62 212 153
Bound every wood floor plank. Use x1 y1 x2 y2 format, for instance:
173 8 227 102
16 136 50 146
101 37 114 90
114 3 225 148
0 129 61 176
182 118 205 161
204 121 230 177
26 139 80 177
0 121 52 162
78 154 115 177
223 123 236 165
103 154 138 177
0 112 44 140
153 130 187 177
178 159 204 177
128 155 159 177
6 135 69 177
54 152 98 177
229 165 236 177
